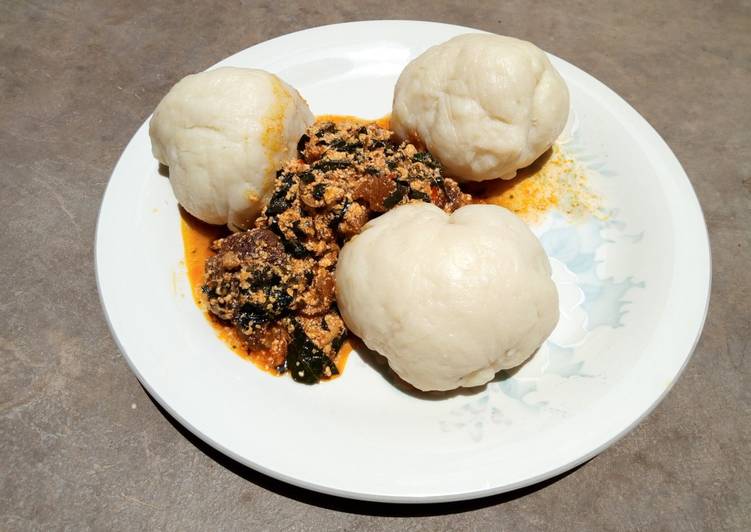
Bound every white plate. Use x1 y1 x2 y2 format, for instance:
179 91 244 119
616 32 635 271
96 21 711 503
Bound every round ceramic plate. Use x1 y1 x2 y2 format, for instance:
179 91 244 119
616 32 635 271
96 21 710 503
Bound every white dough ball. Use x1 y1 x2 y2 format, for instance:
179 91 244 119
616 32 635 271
336 203 558 392
149 67 314 230
391 33 569 182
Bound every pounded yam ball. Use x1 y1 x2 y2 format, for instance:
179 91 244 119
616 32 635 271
150 67 314 230
336 203 558 392
391 33 569 182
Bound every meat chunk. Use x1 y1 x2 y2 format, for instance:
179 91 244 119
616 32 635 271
203 229 302 360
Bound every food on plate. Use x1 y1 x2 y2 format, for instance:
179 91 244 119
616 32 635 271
200 119 470 383
391 33 569 182
335 202 559 391
155 33 587 387
149 67 314 230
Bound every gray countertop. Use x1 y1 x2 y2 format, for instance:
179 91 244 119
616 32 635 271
2 1 749 530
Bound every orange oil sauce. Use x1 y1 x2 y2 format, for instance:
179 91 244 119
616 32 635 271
464 144 599 222
180 114 595 377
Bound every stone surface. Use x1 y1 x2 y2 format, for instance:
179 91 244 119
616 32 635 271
1 0 749 530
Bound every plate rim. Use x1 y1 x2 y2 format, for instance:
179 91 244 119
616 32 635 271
95 19 712 503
